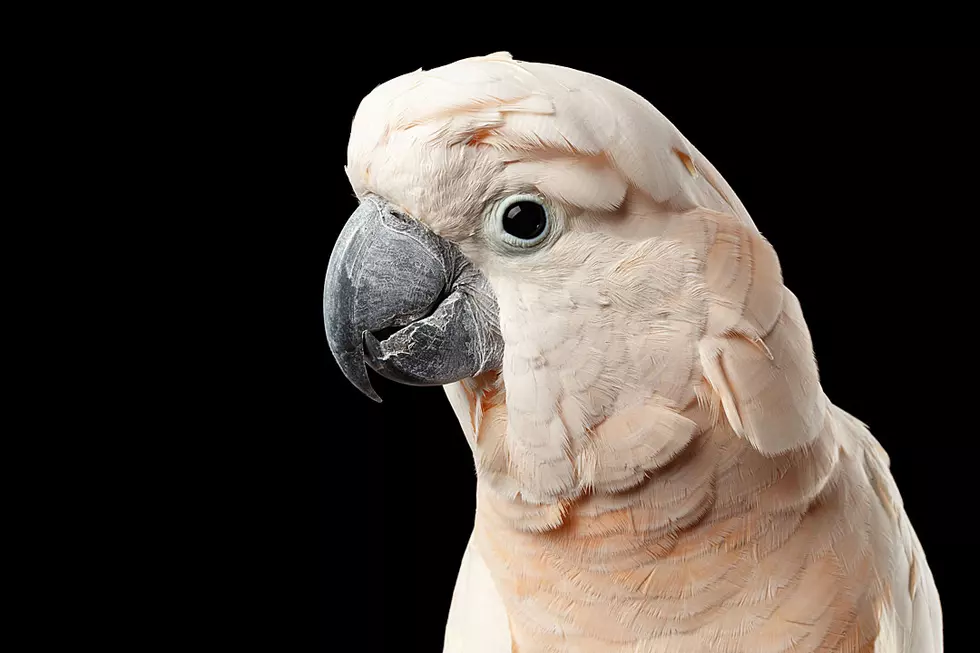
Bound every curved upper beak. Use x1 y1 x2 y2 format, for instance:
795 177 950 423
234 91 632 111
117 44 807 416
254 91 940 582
323 198 502 402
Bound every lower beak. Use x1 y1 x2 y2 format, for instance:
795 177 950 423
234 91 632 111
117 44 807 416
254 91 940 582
323 197 502 401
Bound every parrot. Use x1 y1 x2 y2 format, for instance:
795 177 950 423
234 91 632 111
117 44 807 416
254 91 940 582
323 52 943 652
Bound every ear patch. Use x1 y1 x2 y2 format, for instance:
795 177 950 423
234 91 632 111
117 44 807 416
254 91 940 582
692 210 824 455
700 298 826 456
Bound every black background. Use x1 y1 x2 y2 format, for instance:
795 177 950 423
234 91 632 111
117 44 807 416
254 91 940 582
292 49 972 650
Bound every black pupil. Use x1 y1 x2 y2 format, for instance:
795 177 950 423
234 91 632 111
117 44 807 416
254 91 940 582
502 201 547 240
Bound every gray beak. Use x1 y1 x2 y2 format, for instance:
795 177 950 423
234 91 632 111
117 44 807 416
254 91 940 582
323 197 503 402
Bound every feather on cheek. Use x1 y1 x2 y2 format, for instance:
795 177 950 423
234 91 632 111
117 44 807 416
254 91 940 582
479 208 810 523
482 232 708 511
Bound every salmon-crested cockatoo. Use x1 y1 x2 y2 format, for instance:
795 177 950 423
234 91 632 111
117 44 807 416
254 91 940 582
324 52 942 653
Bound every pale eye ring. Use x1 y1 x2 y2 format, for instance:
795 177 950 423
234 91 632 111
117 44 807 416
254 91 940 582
494 194 549 247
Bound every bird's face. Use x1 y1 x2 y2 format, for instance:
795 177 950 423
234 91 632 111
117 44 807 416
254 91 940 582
324 54 743 454
326 122 704 416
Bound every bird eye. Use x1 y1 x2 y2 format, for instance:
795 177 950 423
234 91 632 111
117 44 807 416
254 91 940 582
496 195 549 247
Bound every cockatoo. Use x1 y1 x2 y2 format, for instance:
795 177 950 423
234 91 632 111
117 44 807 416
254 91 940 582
324 53 942 652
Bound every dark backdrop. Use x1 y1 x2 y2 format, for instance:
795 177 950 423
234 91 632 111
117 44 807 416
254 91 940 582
307 49 971 650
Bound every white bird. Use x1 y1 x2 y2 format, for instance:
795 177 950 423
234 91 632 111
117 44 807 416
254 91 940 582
324 52 943 653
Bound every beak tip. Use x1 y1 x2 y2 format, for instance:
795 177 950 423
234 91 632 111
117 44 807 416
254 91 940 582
349 367 384 403
356 382 383 402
